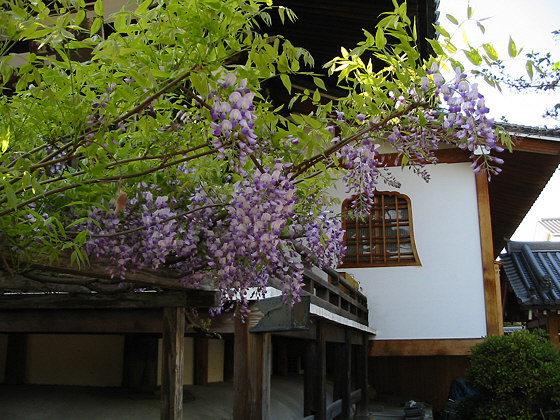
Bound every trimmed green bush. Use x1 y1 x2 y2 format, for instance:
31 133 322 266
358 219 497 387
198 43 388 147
458 330 560 420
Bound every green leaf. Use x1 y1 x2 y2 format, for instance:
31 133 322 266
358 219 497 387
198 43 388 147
467 6 473 18
74 230 89 245
190 72 209 97
464 49 482 66
312 89 320 102
433 25 450 39
375 27 386 49
449 58 463 72
75 9 86 26
94 0 104 17
3 183 17 210
280 74 291 94
526 60 534 80
464 49 482 65
508 37 517 58
401 154 409 167
313 77 326 91
135 0 152 16
90 17 102 36
477 21 486 34
427 39 444 56
446 14 459 25
22 171 31 188
291 114 305 125
129 69 149 89
445 41 457 54
278 6 285 24
114 13 126 33
482 43 498 61
0 127 10 153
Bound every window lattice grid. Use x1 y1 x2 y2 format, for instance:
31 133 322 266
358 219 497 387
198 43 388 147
342 192 419 267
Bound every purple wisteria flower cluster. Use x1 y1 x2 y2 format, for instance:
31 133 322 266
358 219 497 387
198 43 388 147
430 64 504 176
206 162 303 316
43 144 68 176
83 181 216 281
328 62 504 215
209 74 259 168
78 161 346 318
295 210 346 270
336 137 382 212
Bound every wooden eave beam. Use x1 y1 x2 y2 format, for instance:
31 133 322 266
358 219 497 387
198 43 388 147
511 137 560 155
379 148 470 168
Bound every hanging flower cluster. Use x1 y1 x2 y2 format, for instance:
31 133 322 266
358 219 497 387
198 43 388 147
207 162 303 315
82 181 217 281
437 66 504 176
75 160 348 316
209 74 259 167
296 210 346 270
336 137 382 211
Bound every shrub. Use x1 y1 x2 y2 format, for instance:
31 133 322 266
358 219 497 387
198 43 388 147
458 330 560 420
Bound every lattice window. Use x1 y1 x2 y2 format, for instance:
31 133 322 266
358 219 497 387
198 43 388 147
341 191 420 267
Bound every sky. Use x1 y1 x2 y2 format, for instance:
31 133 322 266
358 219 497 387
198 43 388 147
438 0 560 241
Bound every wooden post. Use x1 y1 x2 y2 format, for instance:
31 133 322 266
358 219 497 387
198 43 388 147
476 172 504 336
5 333 27 385
340 329 352 420
356 333 369 417
233 316 271 420
194 337 209 385
314 320 327 420
161 307 185 420
303 339 316 417
547 313 560 345
333 342 344 415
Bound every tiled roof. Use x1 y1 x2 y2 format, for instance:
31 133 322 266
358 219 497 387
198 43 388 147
501 240 560 309
498 123 560 140
539 218 560 236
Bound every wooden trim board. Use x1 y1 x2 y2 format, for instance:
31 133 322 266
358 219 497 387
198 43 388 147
369 338 483 356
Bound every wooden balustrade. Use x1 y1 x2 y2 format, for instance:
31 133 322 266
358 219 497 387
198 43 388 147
302 268 369 325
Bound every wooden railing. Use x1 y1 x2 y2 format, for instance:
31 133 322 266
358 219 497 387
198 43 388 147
302 268 368 325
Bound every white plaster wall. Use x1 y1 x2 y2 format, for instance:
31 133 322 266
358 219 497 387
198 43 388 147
329 162 488 339
26 334 124 386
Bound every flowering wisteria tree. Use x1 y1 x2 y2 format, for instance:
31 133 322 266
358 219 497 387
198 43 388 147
0 0 511 315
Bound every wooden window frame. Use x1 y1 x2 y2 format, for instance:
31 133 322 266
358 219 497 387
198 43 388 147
340 191 421 268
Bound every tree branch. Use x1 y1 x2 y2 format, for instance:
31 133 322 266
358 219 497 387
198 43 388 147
290 101 429 179
0 147 219 217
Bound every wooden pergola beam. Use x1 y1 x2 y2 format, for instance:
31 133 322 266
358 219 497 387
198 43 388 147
0 290 219 309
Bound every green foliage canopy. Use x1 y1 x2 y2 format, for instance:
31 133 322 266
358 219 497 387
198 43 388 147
0 0 512 310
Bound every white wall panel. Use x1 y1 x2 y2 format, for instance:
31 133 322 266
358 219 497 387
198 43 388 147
329 163 488 339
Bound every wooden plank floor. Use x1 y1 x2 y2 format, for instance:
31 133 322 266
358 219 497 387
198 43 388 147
0 377 333 420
